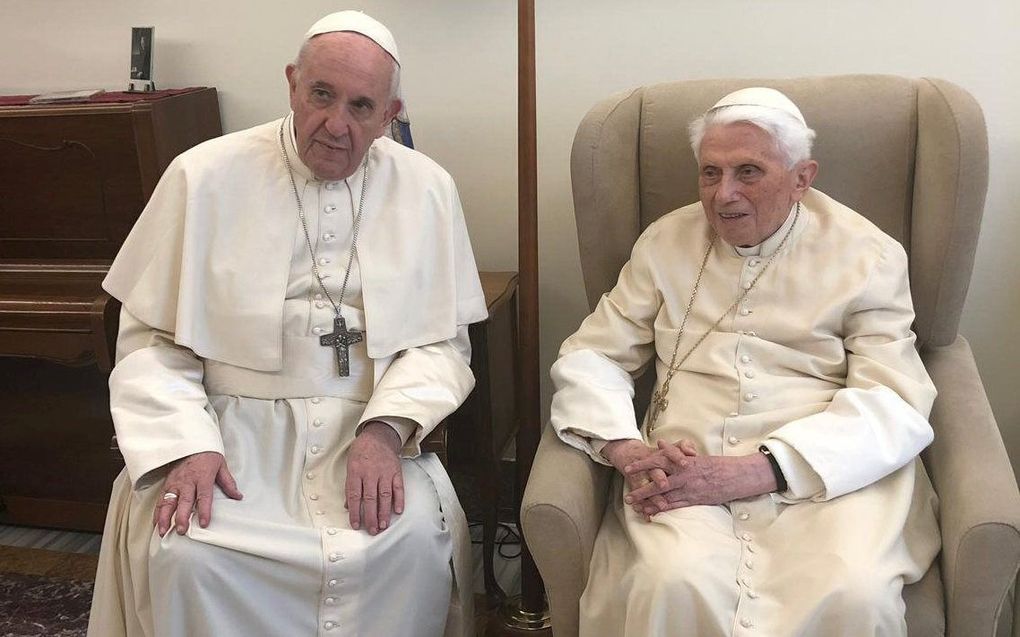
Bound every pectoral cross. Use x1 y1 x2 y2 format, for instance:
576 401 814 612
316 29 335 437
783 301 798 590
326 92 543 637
320 316 363 377
647 387 669 432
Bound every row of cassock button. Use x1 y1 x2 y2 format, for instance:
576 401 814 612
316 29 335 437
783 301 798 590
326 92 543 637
315 200 339 268
735 257 761 632
736 527 759 629
738 257 760 405
303 396 347 633
314 187 347 633
311 192 348 345
306 406 329 516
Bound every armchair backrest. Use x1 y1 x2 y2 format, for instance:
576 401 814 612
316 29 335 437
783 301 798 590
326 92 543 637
570 75 988 349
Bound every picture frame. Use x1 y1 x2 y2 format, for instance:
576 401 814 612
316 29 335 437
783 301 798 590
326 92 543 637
128 26 155 92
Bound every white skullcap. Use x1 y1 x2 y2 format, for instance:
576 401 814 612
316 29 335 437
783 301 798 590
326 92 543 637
710 87 806 126
304 10 400 66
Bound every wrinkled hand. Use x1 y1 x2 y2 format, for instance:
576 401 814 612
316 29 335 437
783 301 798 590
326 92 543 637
346 421 404 535
154 451 243 536
601 439 674 520
624 439 775 512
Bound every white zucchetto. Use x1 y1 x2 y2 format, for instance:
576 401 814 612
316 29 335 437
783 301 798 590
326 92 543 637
710 87 807 125
304 10 400 66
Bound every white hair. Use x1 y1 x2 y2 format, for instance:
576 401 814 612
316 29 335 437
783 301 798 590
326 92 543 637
294 36 401 101
688 105 816 168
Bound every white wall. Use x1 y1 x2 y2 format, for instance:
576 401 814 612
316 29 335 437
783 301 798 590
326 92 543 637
3 1 1019 470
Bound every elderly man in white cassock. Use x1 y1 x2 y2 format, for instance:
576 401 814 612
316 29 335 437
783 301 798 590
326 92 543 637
87 11 485 637
549 87 940 636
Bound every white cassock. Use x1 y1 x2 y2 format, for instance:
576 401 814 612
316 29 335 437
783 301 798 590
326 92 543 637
550 189 941 637
87 118 488 637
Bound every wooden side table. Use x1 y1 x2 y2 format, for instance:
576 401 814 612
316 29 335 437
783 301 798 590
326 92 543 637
448 271 519 606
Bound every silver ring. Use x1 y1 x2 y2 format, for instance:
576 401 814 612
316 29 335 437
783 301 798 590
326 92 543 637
162 492 179 501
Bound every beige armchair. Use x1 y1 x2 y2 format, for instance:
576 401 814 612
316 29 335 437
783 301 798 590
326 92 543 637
521 75 1020 636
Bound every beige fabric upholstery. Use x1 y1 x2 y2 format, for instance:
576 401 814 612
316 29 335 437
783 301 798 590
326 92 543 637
522 75 1020 636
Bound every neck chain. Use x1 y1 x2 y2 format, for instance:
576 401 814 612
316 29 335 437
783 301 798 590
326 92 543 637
278 116 369 377
647 203 801 430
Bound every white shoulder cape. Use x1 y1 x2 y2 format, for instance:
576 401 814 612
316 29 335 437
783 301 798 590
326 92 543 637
104 118 487 371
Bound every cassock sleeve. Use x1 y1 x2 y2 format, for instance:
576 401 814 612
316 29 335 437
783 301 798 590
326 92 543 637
357 326 475 458
549 231 662 464
765 241 936 501
109 307 225 489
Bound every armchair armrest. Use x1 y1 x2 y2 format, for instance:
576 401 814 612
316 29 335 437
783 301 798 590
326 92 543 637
521 423 613 637
922 335 1020 636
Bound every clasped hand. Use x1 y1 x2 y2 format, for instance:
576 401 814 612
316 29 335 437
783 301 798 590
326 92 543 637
608 439 775 519
602 439 695 520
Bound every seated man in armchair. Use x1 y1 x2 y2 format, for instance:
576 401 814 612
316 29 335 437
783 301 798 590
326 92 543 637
549 87 939 636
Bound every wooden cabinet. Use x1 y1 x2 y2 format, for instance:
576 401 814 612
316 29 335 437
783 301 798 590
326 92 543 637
0 88 222 531
0 88 221 260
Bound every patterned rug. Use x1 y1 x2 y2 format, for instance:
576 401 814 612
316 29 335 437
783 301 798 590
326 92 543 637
0 546 98 637
0 572 92 636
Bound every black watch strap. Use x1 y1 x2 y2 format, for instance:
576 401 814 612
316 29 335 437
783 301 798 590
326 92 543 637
759 445 788 493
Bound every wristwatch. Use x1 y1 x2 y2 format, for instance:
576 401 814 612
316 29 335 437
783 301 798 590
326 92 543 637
758 445 788 493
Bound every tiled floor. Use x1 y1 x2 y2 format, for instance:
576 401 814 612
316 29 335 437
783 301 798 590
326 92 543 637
0 526 101 556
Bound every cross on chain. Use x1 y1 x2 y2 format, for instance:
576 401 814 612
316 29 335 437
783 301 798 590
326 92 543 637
320 316 363 377
648 388 669 430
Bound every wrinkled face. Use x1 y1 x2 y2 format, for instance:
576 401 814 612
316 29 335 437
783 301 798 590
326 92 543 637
285 32 401 181
697 122 817 247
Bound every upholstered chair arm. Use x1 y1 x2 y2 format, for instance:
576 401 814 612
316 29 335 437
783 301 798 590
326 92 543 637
921 335 1020 636
521 423 613 637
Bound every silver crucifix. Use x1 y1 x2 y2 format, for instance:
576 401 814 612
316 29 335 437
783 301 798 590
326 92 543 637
320 316 363 377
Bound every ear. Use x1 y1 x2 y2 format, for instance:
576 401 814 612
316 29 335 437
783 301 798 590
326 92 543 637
285 64 299 98
376 98 404 138
791 160 819 200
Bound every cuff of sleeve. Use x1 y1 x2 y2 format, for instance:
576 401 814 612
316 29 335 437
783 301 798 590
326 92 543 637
129 440 225 491
357 416 422 458
375 417 418 446
761 439 825 501
557 428 640 466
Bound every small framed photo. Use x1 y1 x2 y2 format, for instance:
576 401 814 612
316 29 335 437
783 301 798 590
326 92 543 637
128 26 155 91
